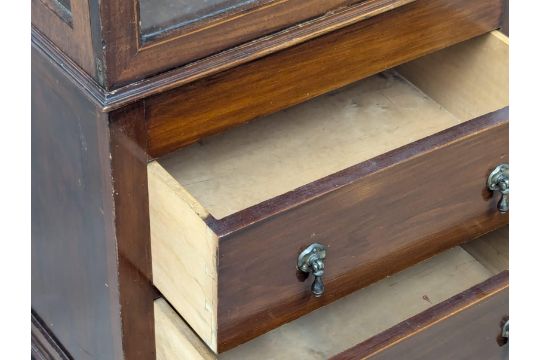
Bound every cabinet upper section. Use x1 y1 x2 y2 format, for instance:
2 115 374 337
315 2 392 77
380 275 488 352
32 0 421 89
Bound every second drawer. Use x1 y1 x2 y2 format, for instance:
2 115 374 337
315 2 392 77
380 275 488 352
148 31 509 352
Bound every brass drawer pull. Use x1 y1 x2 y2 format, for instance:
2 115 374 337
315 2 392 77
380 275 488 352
297 243 327 297
487 164 509 213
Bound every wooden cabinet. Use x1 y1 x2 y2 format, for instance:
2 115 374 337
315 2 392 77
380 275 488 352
31 0 508 359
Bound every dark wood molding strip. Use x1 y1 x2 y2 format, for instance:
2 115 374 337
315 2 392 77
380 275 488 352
332 271 509 359
209 107 509 237
32 0 413 111
31 26 107 109
31 311 72 360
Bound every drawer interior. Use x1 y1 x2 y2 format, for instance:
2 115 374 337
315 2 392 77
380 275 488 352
153 31 508 220
155 226 508 359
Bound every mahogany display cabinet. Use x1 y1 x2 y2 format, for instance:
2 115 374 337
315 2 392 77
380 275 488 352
31 0 509 359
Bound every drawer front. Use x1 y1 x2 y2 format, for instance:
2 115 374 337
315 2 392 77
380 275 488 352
154 234 509 359
334 271 509 359
217 111 509 350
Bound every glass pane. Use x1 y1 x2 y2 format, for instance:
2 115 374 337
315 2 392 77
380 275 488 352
139 0 259 41
57 0 71 11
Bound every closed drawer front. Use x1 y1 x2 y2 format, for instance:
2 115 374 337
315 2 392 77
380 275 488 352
148 31 508 352
155 227 509 359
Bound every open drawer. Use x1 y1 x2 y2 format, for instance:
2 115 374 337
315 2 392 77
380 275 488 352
148 31 509 352
155 227 509 359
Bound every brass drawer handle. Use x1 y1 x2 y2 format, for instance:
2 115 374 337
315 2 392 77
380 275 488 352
487 164 509 213
297 243 327 297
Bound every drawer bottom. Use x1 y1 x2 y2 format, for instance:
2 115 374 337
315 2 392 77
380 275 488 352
155 227 508 359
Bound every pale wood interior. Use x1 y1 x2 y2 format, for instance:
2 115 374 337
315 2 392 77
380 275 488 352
157 31 508 220
154 227 508 359
148 162 219 351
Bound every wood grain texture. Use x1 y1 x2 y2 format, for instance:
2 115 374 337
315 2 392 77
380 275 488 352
146 0 504 157
154 232 506 359
148 162 219 351
213 109 509 351
333 271 509 359
100 0 411 88
31 1 413 103
220 247 493 359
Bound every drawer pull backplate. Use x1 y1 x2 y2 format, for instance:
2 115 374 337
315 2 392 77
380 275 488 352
297 243 327 297
487 163 509 213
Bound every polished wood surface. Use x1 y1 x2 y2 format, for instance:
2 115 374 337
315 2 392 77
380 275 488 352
31 1 412 107
146 0 503 157
333 271 509 359
32 43 155 359
96 0 411 87
214 109 508 351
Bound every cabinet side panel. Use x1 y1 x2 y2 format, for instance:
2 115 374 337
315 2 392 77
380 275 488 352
31 46 122 359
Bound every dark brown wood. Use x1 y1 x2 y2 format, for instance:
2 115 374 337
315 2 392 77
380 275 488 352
31 1 413 108
31 0 96 79
32 44 122 360
333 271 509 359
211 108 509 351
31 311 72 359
109 104 156 360
32 39 155 360
100 0 413 88
146 0 504 157
501 0 509 36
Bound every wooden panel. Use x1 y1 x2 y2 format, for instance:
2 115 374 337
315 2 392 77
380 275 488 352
333 271 509 359
32 42 155 359
31 0 96 79
32 45 121 360
109 105 157 360
397 31 509 121
146 0 504 157
155 299 215 360
148 162 219 351
215 110 509 351
463 226 509 274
